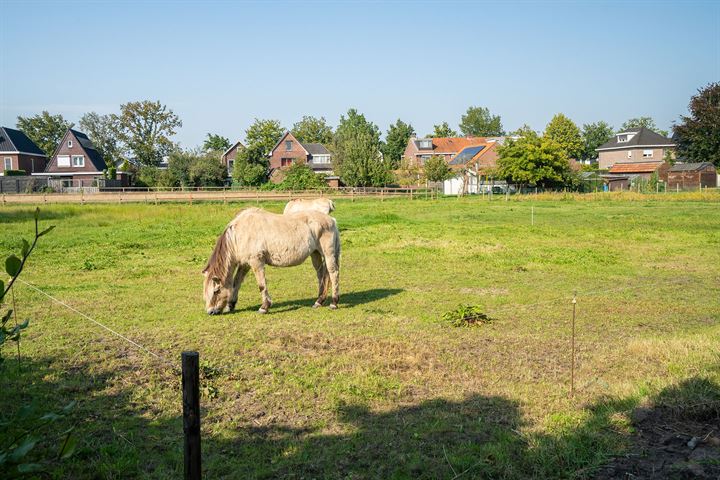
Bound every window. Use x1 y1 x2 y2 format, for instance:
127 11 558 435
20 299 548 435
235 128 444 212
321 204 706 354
57 155 71 167
419 139 432 149
72 155 85 167
68 140 73 148
228 160 234 171
4 157 11 170
642 149 653 158
627 151 632 158
311 154 330 164
281 158 293 167
285 140 292 151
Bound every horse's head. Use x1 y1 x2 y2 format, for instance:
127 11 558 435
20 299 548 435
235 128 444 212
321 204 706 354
202 269 232 315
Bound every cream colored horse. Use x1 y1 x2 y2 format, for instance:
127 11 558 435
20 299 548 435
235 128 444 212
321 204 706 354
283 198 335 215
202 208 340 314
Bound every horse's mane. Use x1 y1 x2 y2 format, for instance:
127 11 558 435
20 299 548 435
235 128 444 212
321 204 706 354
203 227 231 280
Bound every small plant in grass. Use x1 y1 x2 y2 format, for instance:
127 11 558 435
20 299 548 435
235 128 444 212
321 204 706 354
0 208 78 476
442 304 492 327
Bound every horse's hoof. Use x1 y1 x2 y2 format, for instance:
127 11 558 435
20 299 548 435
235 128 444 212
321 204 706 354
228 302 236 311
313 302 322 309
258 308 268 314
329 304 338 310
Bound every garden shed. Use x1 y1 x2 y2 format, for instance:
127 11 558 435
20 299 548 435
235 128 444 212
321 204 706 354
666 162 717 190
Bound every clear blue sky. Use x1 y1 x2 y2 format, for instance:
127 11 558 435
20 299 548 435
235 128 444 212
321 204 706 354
1 0 718 147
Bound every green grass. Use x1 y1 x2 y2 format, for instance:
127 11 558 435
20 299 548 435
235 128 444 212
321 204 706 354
1 193 719 478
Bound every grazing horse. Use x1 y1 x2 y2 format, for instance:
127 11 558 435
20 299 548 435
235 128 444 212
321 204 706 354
202 207 340 314
283 197 335 215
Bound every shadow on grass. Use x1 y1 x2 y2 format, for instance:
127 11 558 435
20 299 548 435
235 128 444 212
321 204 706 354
235 288 404 314
2 353 719 479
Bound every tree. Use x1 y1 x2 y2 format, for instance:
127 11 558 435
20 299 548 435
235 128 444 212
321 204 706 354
16 111 73 157
428 122 458 138
459 106 504 137
79 112 122 166
113 100 182 166
424 155 452 183
544 113 584 160
277 163 327 190
291 116 333 144
673 82 720 168
203 133 231 152
395 158 424 186
331 109 387 186
189 154 228 187
620 116 667 136
581 121 615 161
245 118 284 156
232 144 268 186
382 119 415 169
496 131 572 188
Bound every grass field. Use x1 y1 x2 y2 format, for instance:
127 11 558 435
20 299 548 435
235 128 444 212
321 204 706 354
1 193 720 478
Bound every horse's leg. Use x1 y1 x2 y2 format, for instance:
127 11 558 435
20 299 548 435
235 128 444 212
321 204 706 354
228 265 248 311
251 264 272 314
311 251 329 308
324 251 340 310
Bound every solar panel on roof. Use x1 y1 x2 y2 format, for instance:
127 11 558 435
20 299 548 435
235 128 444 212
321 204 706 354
450 146 485 164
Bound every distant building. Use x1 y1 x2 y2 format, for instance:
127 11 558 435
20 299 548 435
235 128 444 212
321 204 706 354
443 141 500 195
595 127 675 170
667 162 717 190
0 126 48 175
221 141 244 175
403 136 496 168
268 131 336 185
602 161 670 191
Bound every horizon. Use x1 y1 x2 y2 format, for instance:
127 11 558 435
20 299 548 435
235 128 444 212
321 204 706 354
1 0 718 148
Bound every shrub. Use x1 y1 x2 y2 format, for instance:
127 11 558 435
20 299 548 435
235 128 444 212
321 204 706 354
276 163 327 190
442 304 492 327
3 169 27 176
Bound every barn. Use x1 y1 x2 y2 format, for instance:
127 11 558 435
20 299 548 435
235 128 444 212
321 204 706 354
666 162 717 190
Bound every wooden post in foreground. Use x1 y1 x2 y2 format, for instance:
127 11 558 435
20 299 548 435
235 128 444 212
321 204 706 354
182 351 201 480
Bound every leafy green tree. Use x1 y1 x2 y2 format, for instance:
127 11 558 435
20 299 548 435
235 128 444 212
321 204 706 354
291 116 333 144
79 112 122 166
673 82 720 167
277 163 327 190
203 133 231 152
429 122 458 138
620 116 667 136
382 119 415 169
497 131 572 188
113 100 182 166
245 118 284 156
459 106 504 137
332 109 387 186
16 111 73 157
581 121 615 160
395 158 424 186
232 144 268 186
189 154 228 187
424 155 452 183
544 113 584 160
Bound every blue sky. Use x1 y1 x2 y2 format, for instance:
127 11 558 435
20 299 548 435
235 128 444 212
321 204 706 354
1 0 718 147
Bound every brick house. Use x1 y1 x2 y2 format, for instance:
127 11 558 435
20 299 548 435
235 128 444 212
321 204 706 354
443 141 500 194
666 162 717 190
44 128 111 187
220 141 244 175
268 131 334 184
595 127 675 170
0 126 48 175
403 136 491 167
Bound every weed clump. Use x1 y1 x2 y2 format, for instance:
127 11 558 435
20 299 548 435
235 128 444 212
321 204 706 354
443 304 492 327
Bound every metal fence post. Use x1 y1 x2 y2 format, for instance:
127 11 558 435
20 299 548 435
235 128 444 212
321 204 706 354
182 351 201 480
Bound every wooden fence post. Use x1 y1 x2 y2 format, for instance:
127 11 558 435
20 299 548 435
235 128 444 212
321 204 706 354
182 351 201 480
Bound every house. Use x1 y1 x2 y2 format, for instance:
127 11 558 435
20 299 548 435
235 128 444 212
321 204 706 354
42 128 127 187
268 131 336 185
220 141 244 175
602 161 669 191
666 162 717 190
442 141 500 195
0 126 48 175
595 127 675 170
403 136 491 168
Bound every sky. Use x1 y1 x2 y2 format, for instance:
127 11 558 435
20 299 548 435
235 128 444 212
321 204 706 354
1 0 718 148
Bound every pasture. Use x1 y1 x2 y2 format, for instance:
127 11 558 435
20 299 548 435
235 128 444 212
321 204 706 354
1 193 719 478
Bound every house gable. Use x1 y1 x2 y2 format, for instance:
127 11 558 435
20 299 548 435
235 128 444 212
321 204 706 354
268 132 310 171
47 129 106 174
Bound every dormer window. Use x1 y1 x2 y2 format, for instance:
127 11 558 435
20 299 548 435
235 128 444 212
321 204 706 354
617 135 628 143
68 140 73 148
418 139 432 149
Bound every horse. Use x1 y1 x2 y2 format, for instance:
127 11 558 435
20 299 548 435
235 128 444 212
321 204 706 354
283 198 335 215
202 207 340 315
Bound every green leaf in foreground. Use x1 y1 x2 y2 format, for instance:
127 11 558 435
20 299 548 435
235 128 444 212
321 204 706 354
5 255 21 277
